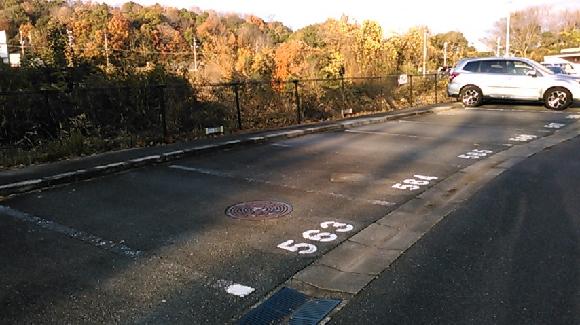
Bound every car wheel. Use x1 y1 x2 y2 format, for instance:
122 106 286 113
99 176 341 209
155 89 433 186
543 87 572 110
460 86 482 107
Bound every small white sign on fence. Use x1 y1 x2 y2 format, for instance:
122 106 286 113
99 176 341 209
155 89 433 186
398 74 408 85
205 126 224 135
9 53 20 67
0 31 8 62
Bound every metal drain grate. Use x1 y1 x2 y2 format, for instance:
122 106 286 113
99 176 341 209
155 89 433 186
238 287 308 324
289 299 341 325
226 200 293 220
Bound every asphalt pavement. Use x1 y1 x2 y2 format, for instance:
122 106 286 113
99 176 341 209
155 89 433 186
1 104 579 324
330 134 580 325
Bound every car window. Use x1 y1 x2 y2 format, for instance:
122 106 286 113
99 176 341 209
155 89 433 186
479 60 507 74
507 60 535 75
463 61 479 72
528 60 553 75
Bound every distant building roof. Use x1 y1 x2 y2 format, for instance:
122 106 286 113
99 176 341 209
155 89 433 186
560 48 580 54
546 53 580 59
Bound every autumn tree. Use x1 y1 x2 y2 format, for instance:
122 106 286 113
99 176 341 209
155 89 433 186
484 5 580 59
273 40 313 80
431 31 476 68
43 20 67 68
196 12 236 81
69 3 110 65
107 11 130 66
386 27 425 74
355 20 385 76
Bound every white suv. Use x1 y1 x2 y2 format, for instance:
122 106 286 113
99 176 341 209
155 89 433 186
447 57 580 110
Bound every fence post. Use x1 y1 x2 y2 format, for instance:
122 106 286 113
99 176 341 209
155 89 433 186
293 80 301 124
159 85 167 143
234 83 242 130
434 73 438 104
43 90 50 111
340 75 346 115
409 75 413 107
43 90 53 130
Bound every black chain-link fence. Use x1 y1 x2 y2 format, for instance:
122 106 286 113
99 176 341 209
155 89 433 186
0 73 451 167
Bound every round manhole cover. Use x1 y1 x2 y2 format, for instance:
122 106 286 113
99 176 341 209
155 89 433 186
225 200 293 220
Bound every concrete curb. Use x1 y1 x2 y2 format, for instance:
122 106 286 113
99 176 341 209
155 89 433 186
288 122 580 298
0 104 454 197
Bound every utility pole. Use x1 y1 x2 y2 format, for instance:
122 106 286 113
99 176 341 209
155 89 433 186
422 29 428 75
496 37 501 56
67 30 73 47
67 29 74 67
443 42 448 68
193 36 198 71
505 0 511 57
104 32 110 68
19 31 24 57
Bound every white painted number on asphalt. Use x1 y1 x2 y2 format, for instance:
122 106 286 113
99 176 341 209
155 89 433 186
544 123 565 129
509 134 537 142
277 240 317 254
277 221 354 254
392 175 438 191
458 149 493 159
320 221 354 232
302 230 337 242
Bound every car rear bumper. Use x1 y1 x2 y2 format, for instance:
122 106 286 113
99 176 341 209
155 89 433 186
571 88 580 101
447 83 461 97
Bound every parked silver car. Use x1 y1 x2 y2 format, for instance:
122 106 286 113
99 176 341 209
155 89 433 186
447 57 580 110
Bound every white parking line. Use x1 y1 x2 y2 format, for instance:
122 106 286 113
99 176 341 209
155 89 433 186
270 143 293 148
0 205 142 258
227 284 255 297
213 280 255 297
464 107 565 114
345 129 434 139
544 122 566 129
169 165 395 207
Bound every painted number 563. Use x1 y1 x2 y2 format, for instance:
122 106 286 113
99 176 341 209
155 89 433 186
277 240 317 254
277 221 354 254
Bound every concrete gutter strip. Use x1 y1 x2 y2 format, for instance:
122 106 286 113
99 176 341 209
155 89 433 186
290 122 579 297
94 162 127 169
0 179 43 193
0 104 454 197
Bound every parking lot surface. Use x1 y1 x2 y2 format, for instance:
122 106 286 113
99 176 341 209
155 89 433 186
1 105 579 323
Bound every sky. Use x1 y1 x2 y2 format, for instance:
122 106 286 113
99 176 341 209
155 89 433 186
103 0 580 51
